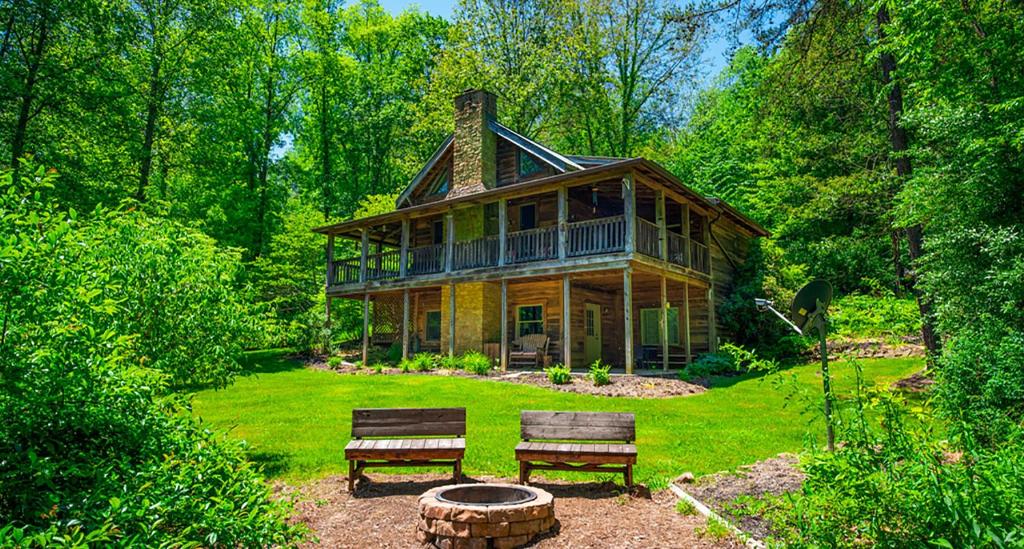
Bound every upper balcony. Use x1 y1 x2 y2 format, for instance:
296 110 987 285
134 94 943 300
324 176 713 293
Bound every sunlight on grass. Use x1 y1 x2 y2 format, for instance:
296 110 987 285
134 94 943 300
192 353 922 487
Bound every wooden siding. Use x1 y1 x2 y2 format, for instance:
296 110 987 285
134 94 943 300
497 136 556 187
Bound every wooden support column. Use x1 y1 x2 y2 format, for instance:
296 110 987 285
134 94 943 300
623 174 636 255
705 220 717 351
660 275 669 372
656 190 667 260
557 186 568 260
361 293 370 366
325 296 332 327
402 289 411 360
448 281 456 358
359 228 369 283
399 219 409 278
445 212 455 273
682 203 691 268
623 268 634 374
683 283 692 364
562 274 571 367
500 279 508 372
326 234 335 287
498 198 507 266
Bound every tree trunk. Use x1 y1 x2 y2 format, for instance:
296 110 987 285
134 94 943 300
137 58 162 201
876 6 940 358
10 14 49 178
320 85 332 221
253 80 275 258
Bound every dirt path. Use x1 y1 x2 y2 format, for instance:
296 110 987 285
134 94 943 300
281 473 741 548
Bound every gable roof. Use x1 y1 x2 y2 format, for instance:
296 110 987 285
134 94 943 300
395 134 454 208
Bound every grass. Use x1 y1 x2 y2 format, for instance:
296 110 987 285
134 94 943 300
192 351 922 488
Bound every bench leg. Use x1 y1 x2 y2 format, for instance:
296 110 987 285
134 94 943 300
625 463 633 490
454 459 462 483
348 460 357 492
519 461 530 485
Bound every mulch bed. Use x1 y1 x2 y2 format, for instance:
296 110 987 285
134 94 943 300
810 336 925 361
677 454 804 541
304 356 705 399
279 473 740 548
891 370 934 392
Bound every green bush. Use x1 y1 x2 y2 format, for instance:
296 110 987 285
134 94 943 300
587 360 612 386
545 364 572 385
439 354 460 369
680 352 735 381
386 341 403 363
327 356 344 369
400 353 438 372
461 351 493 375
0 165 303 545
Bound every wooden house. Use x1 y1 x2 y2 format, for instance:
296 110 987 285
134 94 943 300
313 90 767 372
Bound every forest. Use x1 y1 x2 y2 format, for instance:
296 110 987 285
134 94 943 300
1 0 1022 546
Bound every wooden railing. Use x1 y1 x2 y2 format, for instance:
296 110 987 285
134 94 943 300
366 249 401 281
567 215 625 257
506 226 557 264
691 241 710 274
667 232 688 268
636 218 660 258
331 257 361 285
408 244 445 276
453 235 499 270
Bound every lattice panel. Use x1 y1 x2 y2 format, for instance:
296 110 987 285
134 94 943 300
372 294 402 345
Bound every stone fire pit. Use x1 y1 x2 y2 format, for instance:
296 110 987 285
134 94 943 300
417 484 555 548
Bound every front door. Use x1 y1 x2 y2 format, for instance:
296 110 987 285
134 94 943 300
584 303 602 365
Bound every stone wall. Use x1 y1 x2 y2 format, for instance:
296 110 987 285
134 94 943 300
440 281 502 354
450 89 497 198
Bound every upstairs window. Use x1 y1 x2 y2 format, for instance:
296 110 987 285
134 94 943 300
432 220 444 244
429 168 449 195
518 151 543 179
519 203 537 230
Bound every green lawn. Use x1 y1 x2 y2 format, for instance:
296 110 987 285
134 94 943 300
192 352 922 489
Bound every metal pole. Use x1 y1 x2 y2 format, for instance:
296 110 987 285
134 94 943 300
816 312 835 451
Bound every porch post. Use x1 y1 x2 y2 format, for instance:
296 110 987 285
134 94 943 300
448 281 456 358
325 296 332 327
705 220 717 351
683 282 692 364
400 219 409 278
500 279 508 372
682 203 691 268
359 228 369 283
361 293 370 366
402 288 411 360
622 174 635 255
557 186 567 260
498 198 507 266
656 190 667 260
562 274 571 367
326 234 335 287
661 275 669 372
445 211 455 273
623 267 634 374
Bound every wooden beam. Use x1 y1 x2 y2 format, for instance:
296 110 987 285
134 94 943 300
362 293 370 366
445 211 455 273
705 219 717 352
682 203 691 269
402 288 410 360
623 174 636 255
498 198 507 267
448 282 456 357
562 274 571 367
500 279 508 372
399 219 409 278
326 234 335 287
623 267 634 374
359 228 369 283
683 282 692 364
661 275 669 372
557 186 567 260
656 189 667 260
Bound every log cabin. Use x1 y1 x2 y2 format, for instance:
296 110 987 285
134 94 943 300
313 90 768 373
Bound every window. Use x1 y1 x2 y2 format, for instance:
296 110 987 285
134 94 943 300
429 168 449 195
484 202 499 236
518 151 543 179
585 307 596 337
425 311 441 341
432 220 444 244
516 305 544 337
518 203 537 230
640 307 681 346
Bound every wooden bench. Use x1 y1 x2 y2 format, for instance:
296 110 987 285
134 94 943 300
344 408 466 492
515 411 637 489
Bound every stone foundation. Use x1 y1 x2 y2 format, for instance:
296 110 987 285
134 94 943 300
417 484 555 549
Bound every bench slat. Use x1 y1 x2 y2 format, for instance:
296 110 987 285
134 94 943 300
520 411 635 441
352 408 466 437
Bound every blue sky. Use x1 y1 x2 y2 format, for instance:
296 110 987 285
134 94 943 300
377 0 737 82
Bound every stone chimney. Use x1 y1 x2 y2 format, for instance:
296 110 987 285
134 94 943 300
451 89 497 198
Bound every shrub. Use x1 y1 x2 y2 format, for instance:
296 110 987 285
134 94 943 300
587 360 612 386
680 352 735 381
401 353 438 372
372 363 385 374
327 356 344 369
696 517 732 541
439 354 460 369
675 499 697 516
461 351 493 375
386 341 403 363
0 164 303 545
545 364 572 385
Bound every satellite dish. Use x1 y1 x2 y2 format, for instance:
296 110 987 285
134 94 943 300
790 280 833 333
